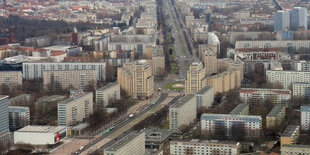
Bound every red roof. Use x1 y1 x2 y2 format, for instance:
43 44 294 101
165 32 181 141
64 57 89 60
240 89 291 95
51 50 66 56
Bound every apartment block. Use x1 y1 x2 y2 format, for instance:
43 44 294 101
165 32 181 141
266 105 287 129
198 47 217 74
229 104 249 115
170 139 240 155
8 106 30 131
292 82 310 98
280 125 300 147
104 131 145 155
117 60 154 99
22 62 106 81
151 52 165 77
96 82 120 107
0 71 22 87
293 60 310 72
9 94 31 106
43 70 97 90
58 91 93 126
196 86 214 108
281 144 310 155
201 114 262 138
169 94 196 131
240 88 291 104
301 105 310 131
185 62 206 95
235 40 310 51
266 70 310 90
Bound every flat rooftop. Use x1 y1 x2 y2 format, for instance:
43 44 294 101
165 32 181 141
170 94 195 108
16 125 66 133
201 113 262 120
282 125 299 137
196 86 213 95
145 128 174 143
0 95 8 100
229 104 248 115
97 82 119 91
58 92 90 105
105 131 143 152
267 105 287 117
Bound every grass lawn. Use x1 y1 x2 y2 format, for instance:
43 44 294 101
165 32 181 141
169 62 179 74
168 46 176 58
163 81 184 91
178 35 186 56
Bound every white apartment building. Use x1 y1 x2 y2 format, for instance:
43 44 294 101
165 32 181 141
301 105 310 131
96 82 120 107
170 94 196 131
239 88 291 104
292 82 310 98
58 91 93 126
266 70 310 90
8 106 30 131
170 140 240 155
196 86 214 108
104 131 145 155
201 114 262 138
0 71 22 87
293 60 310 71
43 70 97 90
235 40 310 51
22 62 106 81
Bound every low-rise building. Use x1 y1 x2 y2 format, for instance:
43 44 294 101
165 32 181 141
169 94 196 131
9 94 31 106
301 105 310 131
58 91 93 126
0 71 22 87
281 144 310 155
104 131 145 155
240 88 291 104
170 139 240 155
96 82 120 107
266 105 287 129
8 106 30 131
196 86 214 108
14 125 66 145
229 104 249 115
280 125 300 147
43 70 97 90
201 114 262 138
145 128 174 150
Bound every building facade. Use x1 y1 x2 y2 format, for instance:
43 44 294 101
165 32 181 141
281 144 310 155
185 62 206 95
0 96 10 141
290 7 308 31
266 70 310 90
96 82 121 107
169 94 196 131
58 92 93 126
117 60 154 99
170 140 240 155
151 53 165 77
280 125 300 147
201 114 262 138
196 86 214 108
266 105 287 129
229 104 249 115
240 88 291 104
301 105 310 131
43 70 97 90
104 131 145 155
292 82 310 98
8 106 30 131
22 62 106 81
274 10 290 31
0 71 22 87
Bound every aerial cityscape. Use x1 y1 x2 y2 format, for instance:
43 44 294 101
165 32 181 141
0 0 310 154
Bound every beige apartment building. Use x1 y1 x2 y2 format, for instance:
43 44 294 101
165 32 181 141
96 82 121 107
152 52 165 77
185 62 206 95
170 140 240 155
43 70 97 90
104 131 145 155
117 60 154 99
0 71 22 87
58 91 93 126
169 94 196 131
198 47 217 74
281 125 300 147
